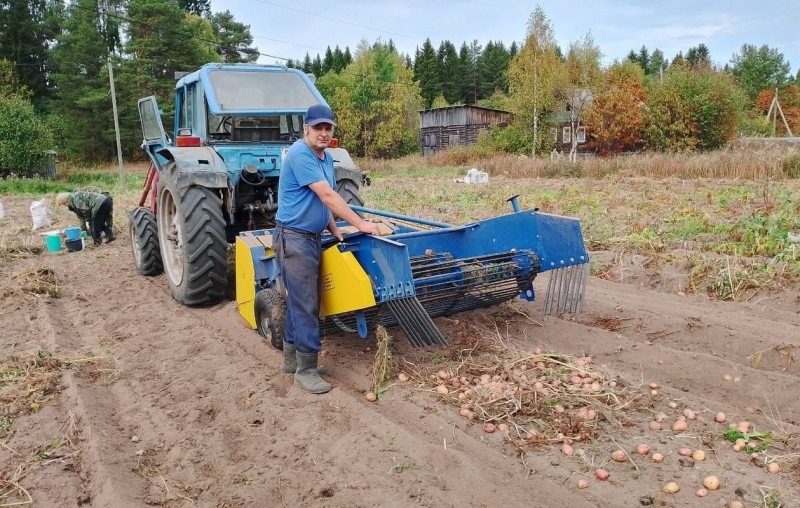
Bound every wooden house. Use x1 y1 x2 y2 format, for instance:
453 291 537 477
419 105 513 155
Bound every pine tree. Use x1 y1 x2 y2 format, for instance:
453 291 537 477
332 45 346 72
302 53 313 73
0 0 59 109
438 40 462 104
459 42 476 104
343 46 352 66
312 54 323 76
478 41 511 97
413 38 441 108
686 44 710 67
116 0 218 156
650 49 667 78
322 46 334 74
49 0 118 161
209 10 259 63
626 49 638 66
637 45 650 75
177 0 210 16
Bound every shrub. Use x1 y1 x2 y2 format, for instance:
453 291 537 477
782 154 800 178
0 96 56 178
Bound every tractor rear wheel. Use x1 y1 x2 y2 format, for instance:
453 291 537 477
255 289 286 350
157 179 227 307
334 166 364 207
129 207 162 276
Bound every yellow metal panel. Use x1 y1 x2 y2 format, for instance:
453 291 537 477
235 233 267 329
319 246 376 316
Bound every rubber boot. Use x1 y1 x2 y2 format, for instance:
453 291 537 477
104 226 116 243
282 342 327 375
294 351 332 394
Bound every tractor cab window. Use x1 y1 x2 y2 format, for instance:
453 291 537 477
208 70 318 110
176 87 195 131
208 106 304 143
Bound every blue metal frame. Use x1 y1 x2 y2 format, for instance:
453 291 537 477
248 205 588 304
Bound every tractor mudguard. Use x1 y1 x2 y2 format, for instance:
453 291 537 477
157 146 233 213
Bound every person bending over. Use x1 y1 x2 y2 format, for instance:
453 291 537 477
56 190 116 246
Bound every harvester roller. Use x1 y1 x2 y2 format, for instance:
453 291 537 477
236 199 590 348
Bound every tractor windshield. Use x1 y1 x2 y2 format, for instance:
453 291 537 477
208 70 319 112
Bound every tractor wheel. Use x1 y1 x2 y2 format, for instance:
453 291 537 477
129 207 162 276
254 289 286 350
156 179 227 307
334 166 365 207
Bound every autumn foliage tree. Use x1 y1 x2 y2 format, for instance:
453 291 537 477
645 63 746 151
317 42 422 158
754 86 800 136
583 61 646 155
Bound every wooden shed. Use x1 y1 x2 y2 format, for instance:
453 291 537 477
419 105 513 155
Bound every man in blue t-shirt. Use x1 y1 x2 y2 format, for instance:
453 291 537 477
275 104 381 394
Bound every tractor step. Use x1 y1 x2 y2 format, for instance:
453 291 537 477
385 296 448 348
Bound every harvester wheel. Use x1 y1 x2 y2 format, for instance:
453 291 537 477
129 207 163 276
334 166 365 208
156 179 227 307
254 289 286 350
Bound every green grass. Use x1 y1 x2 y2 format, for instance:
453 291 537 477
0 172 144 196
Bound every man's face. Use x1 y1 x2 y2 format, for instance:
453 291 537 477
303 123 334 152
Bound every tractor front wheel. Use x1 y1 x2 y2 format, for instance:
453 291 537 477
255 289 286 350
129 207 162 276
156 179 227 307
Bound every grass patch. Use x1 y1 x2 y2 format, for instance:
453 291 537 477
3 267 61 299
0 171 145 196
370 325 393 400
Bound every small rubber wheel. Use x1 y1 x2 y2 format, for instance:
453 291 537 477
254 289 286 350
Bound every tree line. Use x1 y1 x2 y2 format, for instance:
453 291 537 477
0 0 798 172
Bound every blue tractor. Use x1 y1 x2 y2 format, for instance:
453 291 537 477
131 63 366 307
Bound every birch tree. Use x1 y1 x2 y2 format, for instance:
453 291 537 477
507 6 562 156
563 33 602 161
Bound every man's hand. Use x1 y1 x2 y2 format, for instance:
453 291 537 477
357 220 381 236
329 224 344 241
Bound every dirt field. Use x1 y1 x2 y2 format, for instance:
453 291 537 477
1 182 799 508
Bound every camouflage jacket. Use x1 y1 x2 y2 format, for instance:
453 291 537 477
67 190 108 229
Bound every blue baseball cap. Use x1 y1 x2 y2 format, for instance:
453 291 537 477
305 104 336 127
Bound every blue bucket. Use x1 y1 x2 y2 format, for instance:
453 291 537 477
45 233 62 253
64 227 81 240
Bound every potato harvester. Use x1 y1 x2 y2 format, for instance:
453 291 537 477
236 196 589 348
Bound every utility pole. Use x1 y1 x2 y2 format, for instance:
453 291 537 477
102 0 125 186
765 88 793 137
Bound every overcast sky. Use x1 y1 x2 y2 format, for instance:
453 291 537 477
214 0 800 75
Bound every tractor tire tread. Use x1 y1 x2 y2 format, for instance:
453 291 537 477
129 207 163 276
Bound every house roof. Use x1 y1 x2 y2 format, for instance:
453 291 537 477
417 104 512 115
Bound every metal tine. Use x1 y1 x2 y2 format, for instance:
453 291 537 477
387 297 447 347
544 267 556 315
566 265 579 312
574 264 588 313
546 267 561 315
558 267 572 314
387 299 423 347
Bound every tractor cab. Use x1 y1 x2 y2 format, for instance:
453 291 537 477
133 64 368 308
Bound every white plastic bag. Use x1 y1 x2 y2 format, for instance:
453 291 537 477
464 168 489 184
0 199 5 219
30 199 52 231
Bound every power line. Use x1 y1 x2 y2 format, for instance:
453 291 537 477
247 0 423 42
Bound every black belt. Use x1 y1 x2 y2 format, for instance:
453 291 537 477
275 224 321 240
